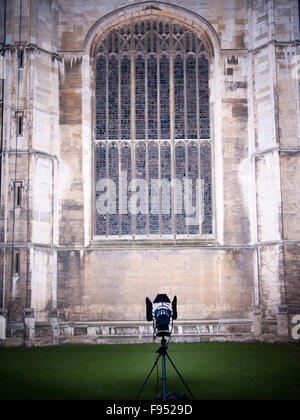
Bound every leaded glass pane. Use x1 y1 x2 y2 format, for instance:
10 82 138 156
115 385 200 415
149 142 159 234
148 56 158 139
95 143 107 235
108 57 118 139
174 55 184 139
121 57 131 139
200 142 212 234
161 142 172 235
199 56 210 139
96 56 106 139
186 56 197 139
108 144 119 235
121 145 131 235
135 142 147 235
188 144 199 235
175 144 186 235
135 56 145 139
160 55 170 139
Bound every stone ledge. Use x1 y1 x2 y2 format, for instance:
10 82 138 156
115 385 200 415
58 333 255 346
57 319 254 345
0 338 24 348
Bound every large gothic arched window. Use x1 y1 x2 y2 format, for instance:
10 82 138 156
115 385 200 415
94 19 213 239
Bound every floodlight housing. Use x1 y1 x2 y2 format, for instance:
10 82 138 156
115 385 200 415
145 294 177 339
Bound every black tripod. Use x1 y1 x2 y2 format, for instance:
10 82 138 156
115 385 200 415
135 337 195 400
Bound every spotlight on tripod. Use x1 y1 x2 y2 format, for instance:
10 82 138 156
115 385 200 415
135 294 194 401
146 294 177 339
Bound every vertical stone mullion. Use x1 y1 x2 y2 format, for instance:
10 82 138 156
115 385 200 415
169 23 175 236
131 147 136 238
185 142 188 236
157 55 161 140
145 55 148 140
146 142 150 236
196 56 200 140
130 24 136 141
169 22 175 141
118 34 121 140
105 47 109 141
158 141 162 235
130 24 136 237
198 141 202 235
105 142 109 236
184 35 187 140
118 142 122 236
171 140 175 237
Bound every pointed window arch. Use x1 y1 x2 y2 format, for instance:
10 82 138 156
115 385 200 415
94 18 213 239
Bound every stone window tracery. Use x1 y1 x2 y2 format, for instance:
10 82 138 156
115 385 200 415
94 18 213 239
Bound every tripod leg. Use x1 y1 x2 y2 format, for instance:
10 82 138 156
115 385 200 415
134 353 161 400
162 352 166 400
166 353 195 400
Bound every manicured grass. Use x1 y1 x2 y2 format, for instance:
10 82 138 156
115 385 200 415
0 342 299 400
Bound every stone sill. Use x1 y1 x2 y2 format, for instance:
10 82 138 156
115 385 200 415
89 238 216 249
59 319 253 326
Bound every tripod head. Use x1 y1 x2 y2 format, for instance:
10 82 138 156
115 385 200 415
156 337 168 355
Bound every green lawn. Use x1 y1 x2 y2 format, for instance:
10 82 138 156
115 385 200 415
0 342 299 400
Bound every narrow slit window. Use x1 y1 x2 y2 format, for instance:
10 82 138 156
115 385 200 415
17 45 24 69
14 249 20 276
16 112 23 136
14 181 23 207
